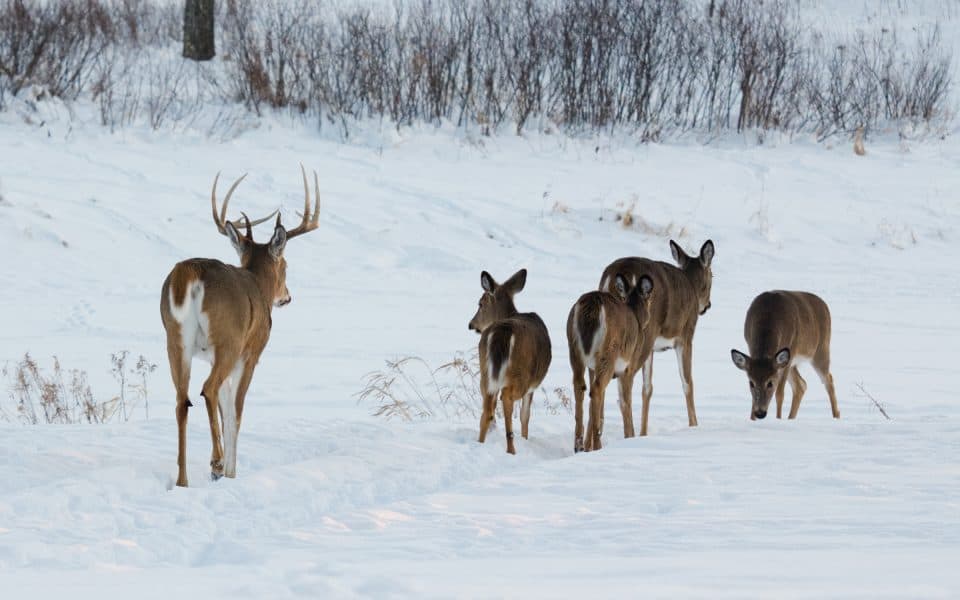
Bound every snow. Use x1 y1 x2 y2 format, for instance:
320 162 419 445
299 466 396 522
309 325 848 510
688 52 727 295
2 41 960 600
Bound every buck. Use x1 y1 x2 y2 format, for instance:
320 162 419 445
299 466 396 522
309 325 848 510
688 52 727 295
160 166 320 487
731 291 840 420
468 269 551 455
598 239 714 436
567 273 654 452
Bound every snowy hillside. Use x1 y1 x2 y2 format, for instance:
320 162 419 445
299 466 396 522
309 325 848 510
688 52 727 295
1 108 958 597
2 0 960 593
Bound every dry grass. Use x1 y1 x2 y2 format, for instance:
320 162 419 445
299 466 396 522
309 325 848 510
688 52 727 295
1 352 157 424
357 350 570 422
855 381 892 420
608 199 689 239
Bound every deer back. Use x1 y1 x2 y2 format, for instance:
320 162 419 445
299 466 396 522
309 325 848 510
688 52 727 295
480 312 551 394
161 258 273 357
744 291 831 362
600 257 699 341
567 291 640 370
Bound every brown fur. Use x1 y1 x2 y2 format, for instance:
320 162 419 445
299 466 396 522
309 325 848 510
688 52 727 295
598 239 715 435
168 262 203 307
160 169 318 487
469 269 552 454
731 290 839 420
567 274 652 452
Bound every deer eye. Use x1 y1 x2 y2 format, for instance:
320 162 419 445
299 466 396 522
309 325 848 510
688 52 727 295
766 381 773 389
749 381 755 389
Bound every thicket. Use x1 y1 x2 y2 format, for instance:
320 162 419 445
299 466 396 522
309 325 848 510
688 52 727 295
0 0 952 138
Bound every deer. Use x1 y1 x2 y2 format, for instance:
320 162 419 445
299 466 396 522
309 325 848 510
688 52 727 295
598 239 714 436
730 291 840 421
160 166 320 487
468 269 552 455
567 273 654 452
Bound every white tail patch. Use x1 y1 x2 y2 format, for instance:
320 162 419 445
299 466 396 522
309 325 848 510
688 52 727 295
583 306 607 370
485 333 514 395
169 281 214 364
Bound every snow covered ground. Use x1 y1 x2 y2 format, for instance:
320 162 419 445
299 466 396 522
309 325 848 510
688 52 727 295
2 89 960 597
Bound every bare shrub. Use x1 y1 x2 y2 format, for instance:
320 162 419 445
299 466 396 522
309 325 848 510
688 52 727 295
1 352 157 424
0 0 953 137
357 349 566 422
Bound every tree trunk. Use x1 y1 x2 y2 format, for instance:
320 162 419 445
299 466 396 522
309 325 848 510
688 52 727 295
183 0 215 61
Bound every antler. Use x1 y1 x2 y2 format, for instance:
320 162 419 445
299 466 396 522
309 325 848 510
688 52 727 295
284 164 321 240
210 172 279 238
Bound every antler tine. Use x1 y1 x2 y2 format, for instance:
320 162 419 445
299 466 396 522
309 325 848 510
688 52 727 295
286 163 321 239
228 208 280 231
239 212 253 240
312 170 321 226
220 173 248 230
211 172 225 234
210 171 249 236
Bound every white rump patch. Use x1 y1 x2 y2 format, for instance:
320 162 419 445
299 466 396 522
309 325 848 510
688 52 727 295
580 306 607 370
485 334 514 395
169 281 214 364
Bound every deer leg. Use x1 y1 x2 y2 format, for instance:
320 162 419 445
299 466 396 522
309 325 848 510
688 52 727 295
586 368 613 451
775 371 788 419
502 389 517 455
167 336 192 488
201 355 238 481
618 369 637 438
520 391 533 440
227 359 258 479
787 367 807 419
572 360 587 452
675 340 697 427
478 389 496 444
640 354 654 436
813 353 840 419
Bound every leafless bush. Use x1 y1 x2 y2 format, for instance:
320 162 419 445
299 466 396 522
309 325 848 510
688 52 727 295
1 352 157 424
0 0 953 137
356 349 567 422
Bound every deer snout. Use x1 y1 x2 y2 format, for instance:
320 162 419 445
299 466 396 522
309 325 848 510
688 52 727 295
700 301 712 315
468 321 481 333
277 294 292 307
753 409 767 420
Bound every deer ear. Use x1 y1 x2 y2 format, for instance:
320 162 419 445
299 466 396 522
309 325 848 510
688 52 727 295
503 268 527 294
699 239 715 267
268 223 287 258
481 271 497 293
614 274 629 301
775 348 791 368
224 221 247 257
638 274 654 299
731 349 749 370
670 240 690 268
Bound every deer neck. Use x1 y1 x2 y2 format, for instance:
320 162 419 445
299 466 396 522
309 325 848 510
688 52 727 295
242 255 280 309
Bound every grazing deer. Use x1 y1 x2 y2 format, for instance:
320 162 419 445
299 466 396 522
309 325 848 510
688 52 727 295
567 273 654 452
730 291 840 421
599 239 714 436
468 269 551 455
160 166 320 487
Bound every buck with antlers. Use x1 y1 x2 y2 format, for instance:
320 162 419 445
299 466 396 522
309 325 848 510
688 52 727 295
598 239 715 436
160 166 320 487
731 291 840 421
468 269 551 455
567 273 654 452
